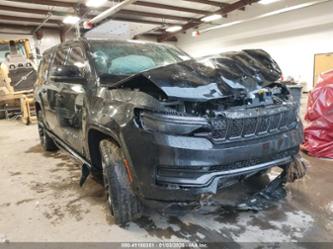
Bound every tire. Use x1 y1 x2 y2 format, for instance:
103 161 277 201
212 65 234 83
99 140 143 226
37 111 58 151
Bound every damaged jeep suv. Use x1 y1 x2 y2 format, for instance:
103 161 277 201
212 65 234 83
35 38 305 225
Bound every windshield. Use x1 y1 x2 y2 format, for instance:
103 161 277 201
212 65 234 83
89 40 191 83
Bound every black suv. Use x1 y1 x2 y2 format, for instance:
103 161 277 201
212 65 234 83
35 38 304 225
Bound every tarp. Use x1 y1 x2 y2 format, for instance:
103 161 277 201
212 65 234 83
303 70 333 158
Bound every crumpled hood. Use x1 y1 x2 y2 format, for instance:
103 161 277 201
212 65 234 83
113 49 282 101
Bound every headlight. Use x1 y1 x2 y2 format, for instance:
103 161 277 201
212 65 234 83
139 110 209 135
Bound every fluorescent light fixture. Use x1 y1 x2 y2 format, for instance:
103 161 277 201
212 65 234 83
166 25 182 33
201 14 222 22
259 0 281 4
86 0 107 8
63 16 80 24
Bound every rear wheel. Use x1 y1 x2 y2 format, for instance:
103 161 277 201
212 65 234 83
99 139 142 226
37 111 57 151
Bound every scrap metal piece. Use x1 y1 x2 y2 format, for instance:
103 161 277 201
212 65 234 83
237 154 308 211
286 154 309 182
237 173 287 211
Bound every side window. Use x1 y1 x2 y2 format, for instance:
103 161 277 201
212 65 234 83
53 47 69 67
66 47 84 66
49 47 69 82
66 46 88 77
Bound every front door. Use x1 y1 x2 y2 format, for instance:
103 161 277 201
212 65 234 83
54 45 89 155
43 46 69 134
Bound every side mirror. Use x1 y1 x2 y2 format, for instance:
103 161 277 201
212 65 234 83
49 65 87 84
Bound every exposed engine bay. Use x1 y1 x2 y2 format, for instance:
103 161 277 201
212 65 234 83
109 50 299 145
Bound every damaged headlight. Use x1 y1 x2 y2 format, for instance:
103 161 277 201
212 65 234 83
138 110 209 135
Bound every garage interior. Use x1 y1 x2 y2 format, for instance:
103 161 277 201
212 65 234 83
0 0 333 245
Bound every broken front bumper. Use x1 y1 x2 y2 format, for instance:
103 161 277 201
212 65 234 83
121 119 303 202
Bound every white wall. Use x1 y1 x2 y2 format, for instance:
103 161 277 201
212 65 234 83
37 29 61 54
177 0 333 90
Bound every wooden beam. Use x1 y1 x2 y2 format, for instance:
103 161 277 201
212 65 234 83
7 0 76 8
0 14 60 25
118 9 198 22
182 0 230 7
133 1 211 15
158 0 260 42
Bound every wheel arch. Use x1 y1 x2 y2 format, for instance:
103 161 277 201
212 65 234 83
87 127 120 171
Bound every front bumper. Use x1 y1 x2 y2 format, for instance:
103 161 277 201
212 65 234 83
121 121 303 202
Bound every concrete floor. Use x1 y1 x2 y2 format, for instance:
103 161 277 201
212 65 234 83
0 97 333 242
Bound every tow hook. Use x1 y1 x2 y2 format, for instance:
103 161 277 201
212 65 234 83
80 163 90 187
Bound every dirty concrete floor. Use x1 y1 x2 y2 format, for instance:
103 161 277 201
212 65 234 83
0 97 333 242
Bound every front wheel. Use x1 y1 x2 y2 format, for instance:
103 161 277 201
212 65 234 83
99 140 143 226
37 111 57 151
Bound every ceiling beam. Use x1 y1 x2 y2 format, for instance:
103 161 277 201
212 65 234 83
112 16 183 26
0 4 69 16
6 0 76 8
0 14 60 25
133 33 178 42
217 0 257 13
119 9 198 22
158 0 260 42
0 22 60 31
0 4 50 15
182 0 230 7
133 1 211 15
117 9 198 22
0 31 31 35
